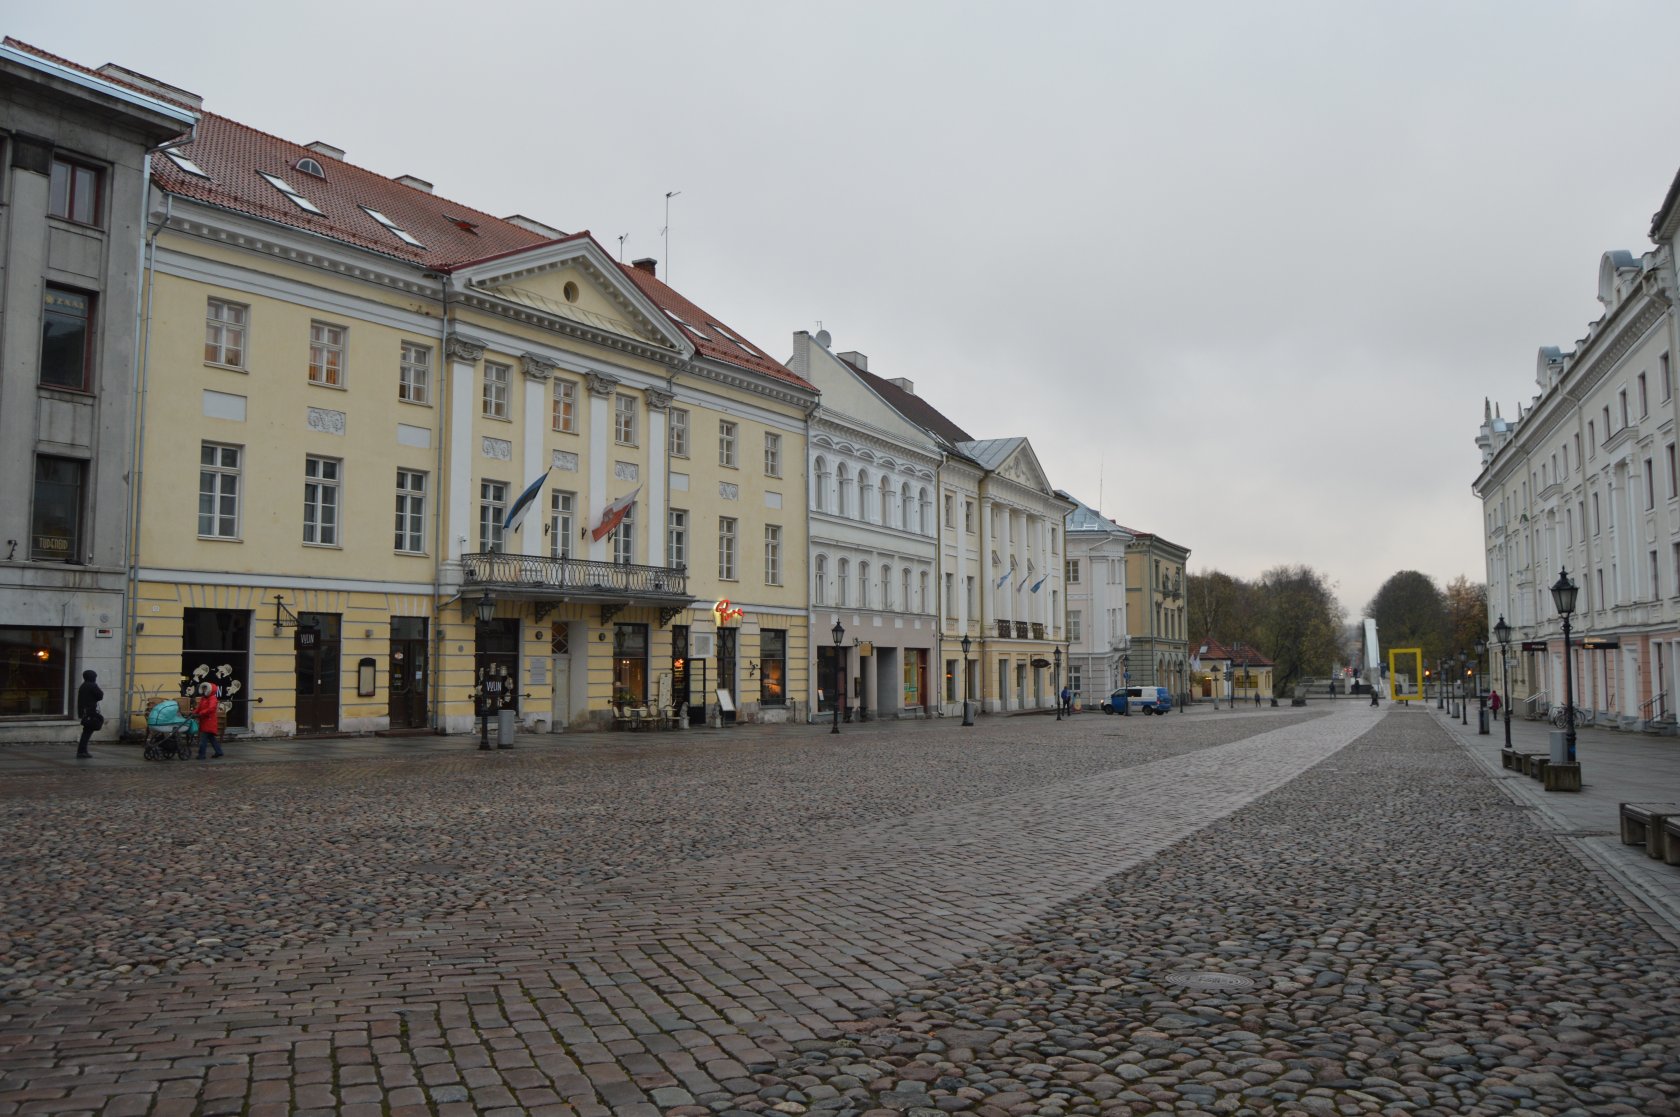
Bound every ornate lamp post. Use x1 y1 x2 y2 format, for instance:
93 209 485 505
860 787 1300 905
475 591 496 751
1494 615 1513 750
1551 568 1579 763
1474 637 1488 734
831 620 845 735
1054 645 1063 721
961 633 974 727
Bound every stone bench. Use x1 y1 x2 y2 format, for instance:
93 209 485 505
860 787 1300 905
1521 753 1548 779
1663 815 1680 867
1619 802 1680 860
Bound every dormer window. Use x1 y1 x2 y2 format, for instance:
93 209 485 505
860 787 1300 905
295 157 327 178
361 206 424 248
164 151 210 178
259 172 324 214
444 215 479 234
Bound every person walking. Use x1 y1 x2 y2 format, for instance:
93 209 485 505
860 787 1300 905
75 669 102 758
1490 689 1503 719
1060 685 1072 716
194 682 224 759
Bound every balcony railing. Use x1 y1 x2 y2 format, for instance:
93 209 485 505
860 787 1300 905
462 552 688 597
1014 621 1029 639
995 619 1011 638
1031 622 1045 641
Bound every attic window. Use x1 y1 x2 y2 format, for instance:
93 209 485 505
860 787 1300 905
666 312 710 339
164 151 210 178
295 157 326 178
563 281 579 303
259 172 324 214
361 206 425 248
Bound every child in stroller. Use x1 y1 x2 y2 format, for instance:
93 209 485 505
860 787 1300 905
143 698 198 761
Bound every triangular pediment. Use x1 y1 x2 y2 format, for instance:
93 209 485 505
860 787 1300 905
453 235 691 355
962 437 1054 495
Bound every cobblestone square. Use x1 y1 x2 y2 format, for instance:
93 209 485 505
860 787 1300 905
2 705 1677 1116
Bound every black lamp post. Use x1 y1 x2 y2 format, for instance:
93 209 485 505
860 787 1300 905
831 620 845 734
1054 645 1063 721
1551 568 1579 762
1459 651 1468 725
961 633 973 726
1475 638 1488 734
1436 658 1445 709
475 591 495 751
1494 615 1513 750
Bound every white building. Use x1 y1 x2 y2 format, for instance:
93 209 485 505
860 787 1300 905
1060 493 1133 707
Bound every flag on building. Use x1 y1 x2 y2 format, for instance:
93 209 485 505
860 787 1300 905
1029 575 1047 593
1017 570 1032 593
502 466 552 534
590 486 641 541
996 569 1012 589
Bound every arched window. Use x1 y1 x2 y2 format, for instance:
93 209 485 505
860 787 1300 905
814 554 827 606
902 568 911 613
835 463 850 517
859 562 870 608
813 457 829 512
858 469 872 522
881 476 895 527
919 570 929 611
919 487 931 535
837 558 849 606
901 483 913 531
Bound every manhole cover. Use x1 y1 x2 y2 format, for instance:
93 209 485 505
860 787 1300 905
1163 971 1256 992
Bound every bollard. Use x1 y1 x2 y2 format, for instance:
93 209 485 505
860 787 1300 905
496 708 515 748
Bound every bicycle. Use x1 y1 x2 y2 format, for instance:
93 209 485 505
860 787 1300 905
1549 704 1595 728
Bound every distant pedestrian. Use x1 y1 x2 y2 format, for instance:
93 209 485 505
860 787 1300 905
194 682 224 759
1253 691 1261 706
75 670 102 758
1370 686 1380 707
1490 690 1502 717
1328 681 1335 699
1061 686 1072 715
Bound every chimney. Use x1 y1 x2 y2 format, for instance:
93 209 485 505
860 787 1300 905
631 257 658 276
304 141 346 161
887 377 914 395
838 350 867 371
95 63 203 111
396 175 434 194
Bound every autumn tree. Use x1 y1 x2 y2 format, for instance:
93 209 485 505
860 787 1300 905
1257 564 1344 692
1443 576 1489 660
1365 570 1448 660
1187 569 1262 647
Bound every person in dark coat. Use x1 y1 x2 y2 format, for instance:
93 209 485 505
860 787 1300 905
75 670 102 758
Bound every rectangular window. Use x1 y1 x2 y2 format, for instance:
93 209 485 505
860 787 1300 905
718 516 737 580
764 432 781 477
40 286 93 392
1652 549 1661 601
308 321 346 387
966 575 976 616
302 456 341 546
394 469 426 553
483 361 510 418
764 524 782 585
205 299 248 368
613 506 635 565
1673 542 1680 597
48 156 101 225
1069 611 1082 641
964 501 975 533
1640 373 1649 417
552 378 577 432
31 456 84 562
1620 391 1629 428
944 494 955 528
1603 405 1612 438
614 394 637 444
667 509 687 568
1668 443 1676 499
663 408 688 459
549 490 574 560
1066 558 1080 584
479 480 506 552
1593 492 1601 534
760 629 787 707
944 572 955 618
0 626 73 718
1646 458 1656 510
719 420 738 468
399 342 431 404
1664 353 1673 402
945 659 958 703
198 442 241 538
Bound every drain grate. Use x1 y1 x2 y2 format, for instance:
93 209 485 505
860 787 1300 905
1163 971 1256 992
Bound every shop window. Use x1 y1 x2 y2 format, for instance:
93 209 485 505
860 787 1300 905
760 629 786 707
40 287 93 391
31 456 84 562
0 626 72 717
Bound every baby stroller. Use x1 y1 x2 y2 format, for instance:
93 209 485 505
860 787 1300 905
143 699 198 761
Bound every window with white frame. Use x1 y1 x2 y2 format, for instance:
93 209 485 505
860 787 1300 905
198 443 241 538
399 341 430 404
901 483 912 530
944 572 955 618
613 506 635 564
764 524 782 585
902 568 911 612
1066 558 1080 583
718 516 737 580
667 508 687 568
919 570 928 612
814 554 827 605
550 490 574 560
813 457 829 511
719 420 737 467
838 558 849 606
205 299 247 367
944 493 955 528
394 469 426 553
615 394 637 445
881 565 892 610
302 456 341 546
482 361 510 418
1069 611 1082 641
964 500 975 532
764 432 781 477
308 321 345 386
553 378 578 433
479 480 506 552
835 464 850 516
669 407 688 456
859 562 871 608
919 488 931 535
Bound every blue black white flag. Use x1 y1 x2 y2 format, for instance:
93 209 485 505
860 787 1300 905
503 466 552 534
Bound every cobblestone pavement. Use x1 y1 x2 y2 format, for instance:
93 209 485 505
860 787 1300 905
2 704 1676 1116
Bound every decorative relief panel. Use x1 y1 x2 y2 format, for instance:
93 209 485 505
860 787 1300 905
521 352 556 382
306 407 346 435
614 461 639 482
645 387 674 412
552 450 579 472
481 436 513 461
585 370 621 397
446 333 487 363
720 482 740 501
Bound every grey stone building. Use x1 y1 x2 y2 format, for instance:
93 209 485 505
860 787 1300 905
0 42 193 742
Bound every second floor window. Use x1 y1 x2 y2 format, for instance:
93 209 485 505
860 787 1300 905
764 524 782 585
615 394 637 444
550 490 574 559
399 342 431 403
309 322 345 386
49 157 101 225
1066 559 1080 584
669 407 689 456
764 432 781 477
40 287 93 392
613 506 635 565
479 480 506 552
553 378 577 432
303 456 341 546
483 362 510 418
668 508 687 568
394 469 426 553
718 517 737 580
719 420 738 468
199 443 241 539
205 299 248 367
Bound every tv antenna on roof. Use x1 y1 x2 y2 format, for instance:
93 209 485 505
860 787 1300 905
617 234 628 261
662 190 680 281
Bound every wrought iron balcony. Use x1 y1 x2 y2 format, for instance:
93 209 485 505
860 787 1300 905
1031 622 1045 641
1014 621 1029 639
462 551 689 604
995 619 1012 638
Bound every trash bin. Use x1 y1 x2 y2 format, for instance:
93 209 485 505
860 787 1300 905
1478 706 1489 734
1549 729 1567 766
496 708 515 748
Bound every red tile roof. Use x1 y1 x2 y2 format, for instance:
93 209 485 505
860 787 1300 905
1194 638 1273 666
5 37 813 394
847 361 974 448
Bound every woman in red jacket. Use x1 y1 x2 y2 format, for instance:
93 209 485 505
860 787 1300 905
194 683 224 759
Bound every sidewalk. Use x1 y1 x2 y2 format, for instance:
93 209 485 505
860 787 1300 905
1422 696 1680 941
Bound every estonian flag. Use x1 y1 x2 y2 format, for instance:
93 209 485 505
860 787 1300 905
591 485 642 542
996 569 1012 589
1029 575 1047 594
503 467 551 534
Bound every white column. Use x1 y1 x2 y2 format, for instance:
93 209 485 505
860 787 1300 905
979 494 994 631
646 389 672 566
584 372 619 561
445 334 486 560
519 356 553 558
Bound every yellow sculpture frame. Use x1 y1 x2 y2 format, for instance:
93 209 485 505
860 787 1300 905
1388 647 1424 701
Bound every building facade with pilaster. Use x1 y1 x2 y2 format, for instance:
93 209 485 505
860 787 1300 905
1123 531 1191 701
1060 493 1133 708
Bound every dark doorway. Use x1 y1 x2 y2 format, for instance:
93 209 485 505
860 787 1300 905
475 618 520 712
613 623 649 705
816 645 842 713
716 627 737 724
181 608 250 729
294 612 341 734
672 624 690 716
388 616 428 729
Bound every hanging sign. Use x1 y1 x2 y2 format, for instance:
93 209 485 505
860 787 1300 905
713 598 745 625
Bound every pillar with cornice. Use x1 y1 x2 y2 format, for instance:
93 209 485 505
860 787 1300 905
519 353 555 557
584 371 619 562
445 333 486 562
645 387 672 566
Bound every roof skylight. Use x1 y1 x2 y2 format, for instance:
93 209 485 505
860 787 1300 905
164 150 210 177
709 322 758 356
259 172 324 215
361 206 425 248
665 311 710 338
295 157 326 178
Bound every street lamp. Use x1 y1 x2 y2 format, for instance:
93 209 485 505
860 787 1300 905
1437 658 1445 709
475 591 496 751
1551 568 1579 763
961 633 974 727
1494 614 1513 750
1054 645 1063 721
831 620 845 735
1474 637 1488 734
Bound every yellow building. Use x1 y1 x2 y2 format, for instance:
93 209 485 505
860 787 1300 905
1123 532 1192 701
118 76 813 737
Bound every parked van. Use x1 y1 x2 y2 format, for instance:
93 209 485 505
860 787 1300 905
1102 685 1173 715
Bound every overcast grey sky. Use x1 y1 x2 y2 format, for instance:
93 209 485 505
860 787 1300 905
16 1 1680 618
